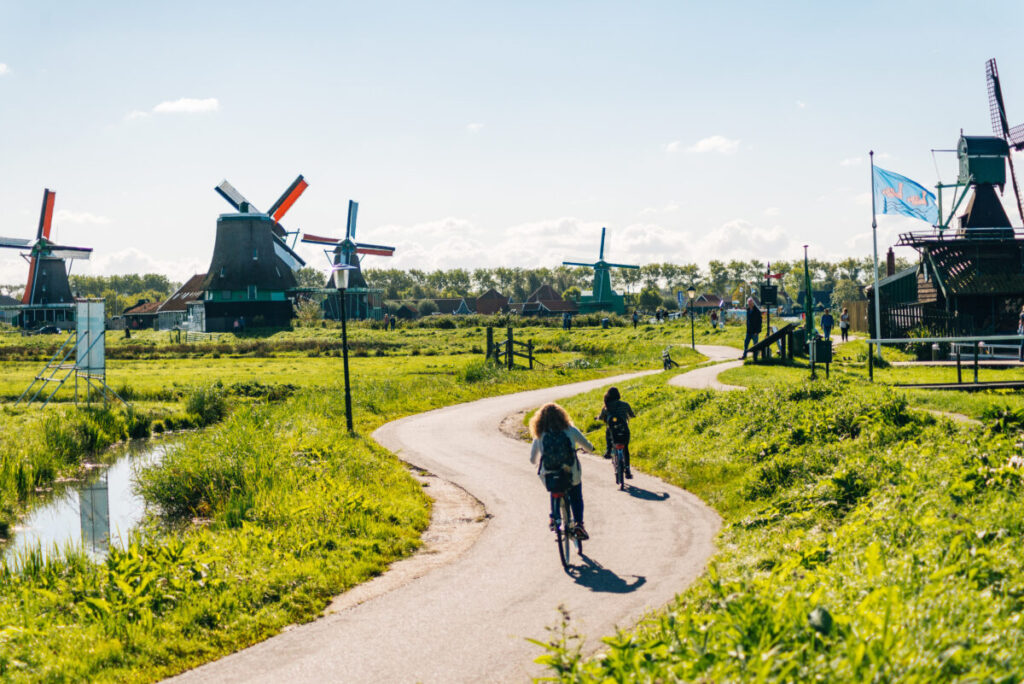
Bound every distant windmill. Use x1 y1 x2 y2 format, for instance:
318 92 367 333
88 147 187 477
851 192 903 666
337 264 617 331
199 175 310 331
301 200 395 290
0 189 92 326
985 58 1024 224
562 227 639 314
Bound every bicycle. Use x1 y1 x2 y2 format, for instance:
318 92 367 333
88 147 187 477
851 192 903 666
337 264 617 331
611 441 627 490
550 488 582 569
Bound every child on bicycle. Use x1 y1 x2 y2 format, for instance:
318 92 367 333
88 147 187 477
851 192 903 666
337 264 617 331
598 386 636 479
529 402 595 540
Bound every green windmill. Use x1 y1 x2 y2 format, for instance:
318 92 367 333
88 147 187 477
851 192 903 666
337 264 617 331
562 227 639 315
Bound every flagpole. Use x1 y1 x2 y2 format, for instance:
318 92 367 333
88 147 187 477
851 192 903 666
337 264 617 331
870 150 882 358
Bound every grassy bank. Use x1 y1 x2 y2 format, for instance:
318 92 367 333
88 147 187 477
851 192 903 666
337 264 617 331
542 370 1024 680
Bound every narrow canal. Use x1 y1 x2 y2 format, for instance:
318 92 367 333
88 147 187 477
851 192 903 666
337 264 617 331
4 440 169 563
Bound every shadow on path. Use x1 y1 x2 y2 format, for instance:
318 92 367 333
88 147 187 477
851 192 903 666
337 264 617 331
569 554 647 593
624 485 670 502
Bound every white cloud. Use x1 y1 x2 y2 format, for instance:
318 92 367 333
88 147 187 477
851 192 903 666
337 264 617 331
763 207 780 216
0 64 9 76
687 135 740 154
665 140 683 153
694 219 796 261
796 100 806 109
466 122 484 134
124 97 220 122
152 97 219 114
54 209 110 225
854 192 872 206
84 247 205 280
639 201 681 217
840 157 863 167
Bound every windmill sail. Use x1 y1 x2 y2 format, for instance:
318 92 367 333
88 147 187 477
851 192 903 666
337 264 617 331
267 175 308 222
985 58 1024 224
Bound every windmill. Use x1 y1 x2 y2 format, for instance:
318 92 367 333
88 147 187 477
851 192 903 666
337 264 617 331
985 58 1024 224
562 227 639 315
300 200 395 320
198 175 310 331
0 189 92 327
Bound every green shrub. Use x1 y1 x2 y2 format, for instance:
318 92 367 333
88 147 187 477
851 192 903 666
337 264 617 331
186 384 229 426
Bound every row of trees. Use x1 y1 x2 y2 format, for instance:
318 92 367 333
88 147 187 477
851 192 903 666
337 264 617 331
365 256 914 305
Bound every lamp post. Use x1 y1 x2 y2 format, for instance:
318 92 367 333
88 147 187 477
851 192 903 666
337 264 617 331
333 264 356 433
686 284 696 350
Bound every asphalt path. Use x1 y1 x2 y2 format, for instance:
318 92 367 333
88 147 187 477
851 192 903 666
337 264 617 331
171 371 720 683
668 345 746 391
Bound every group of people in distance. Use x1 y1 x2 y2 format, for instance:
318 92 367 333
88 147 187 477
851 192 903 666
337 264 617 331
742 298 852 360
528 386 635 541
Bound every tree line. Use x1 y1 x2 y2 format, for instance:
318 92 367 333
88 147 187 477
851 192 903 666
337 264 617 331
365 255 914 306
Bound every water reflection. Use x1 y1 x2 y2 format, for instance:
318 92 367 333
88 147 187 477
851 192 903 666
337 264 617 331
4 441 168 563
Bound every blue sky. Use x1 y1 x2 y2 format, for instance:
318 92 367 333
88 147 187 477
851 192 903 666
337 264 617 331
2 1 1024 285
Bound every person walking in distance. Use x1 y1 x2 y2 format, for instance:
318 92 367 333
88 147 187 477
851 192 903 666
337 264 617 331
741 298 762 359
821 308 835 341
1018 304 1024 361
840 307 850 342
529 403 595 540
632 310 639 329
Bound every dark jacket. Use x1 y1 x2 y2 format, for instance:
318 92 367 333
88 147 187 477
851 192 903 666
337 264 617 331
746 306 762 335
599 400 635 437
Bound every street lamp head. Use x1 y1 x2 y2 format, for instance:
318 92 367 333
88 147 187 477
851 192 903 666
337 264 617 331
686 284 696 301
332 264 354 289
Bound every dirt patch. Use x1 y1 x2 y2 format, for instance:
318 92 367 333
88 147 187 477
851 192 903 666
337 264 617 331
499 410 530 443
326 470 486 615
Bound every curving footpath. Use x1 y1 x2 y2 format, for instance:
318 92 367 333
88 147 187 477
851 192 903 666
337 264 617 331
668 345 746 391
171 371 720 683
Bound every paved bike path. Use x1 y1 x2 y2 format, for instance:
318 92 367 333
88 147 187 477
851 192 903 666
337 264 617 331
668 345 746 391
172 371 720 683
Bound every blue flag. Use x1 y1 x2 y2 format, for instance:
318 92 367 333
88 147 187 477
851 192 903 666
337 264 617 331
873 166 938 224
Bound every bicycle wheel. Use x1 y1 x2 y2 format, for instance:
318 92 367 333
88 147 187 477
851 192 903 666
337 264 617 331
613 447 624 488
555 497 570 569
561 496 579 561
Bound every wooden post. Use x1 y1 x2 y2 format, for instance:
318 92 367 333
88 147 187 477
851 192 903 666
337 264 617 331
507 327 514 371
974 342 980 383
485 327 493 358
528 340 534 369
868 347 873 382
956 348 962 384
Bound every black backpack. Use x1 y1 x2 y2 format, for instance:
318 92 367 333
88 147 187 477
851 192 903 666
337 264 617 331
540 430 575 492
607 415 630 445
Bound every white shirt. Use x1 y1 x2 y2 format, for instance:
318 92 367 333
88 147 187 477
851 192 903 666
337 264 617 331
530 426 595 486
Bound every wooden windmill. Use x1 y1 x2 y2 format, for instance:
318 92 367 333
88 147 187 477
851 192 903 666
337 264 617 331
301 200 395 320
562 227 639 315
0 189 92 328
198 175 309 331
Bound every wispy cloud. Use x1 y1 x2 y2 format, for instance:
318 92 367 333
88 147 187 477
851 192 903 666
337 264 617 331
125 97 220 120
466 122 484 134
840 156 863 167
665 140 683 153
153 97 219 114
763 207 781 216
639 201 681 216
796 100 806 109
54 209 110 225
687 135 740 154
0 63 9 76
